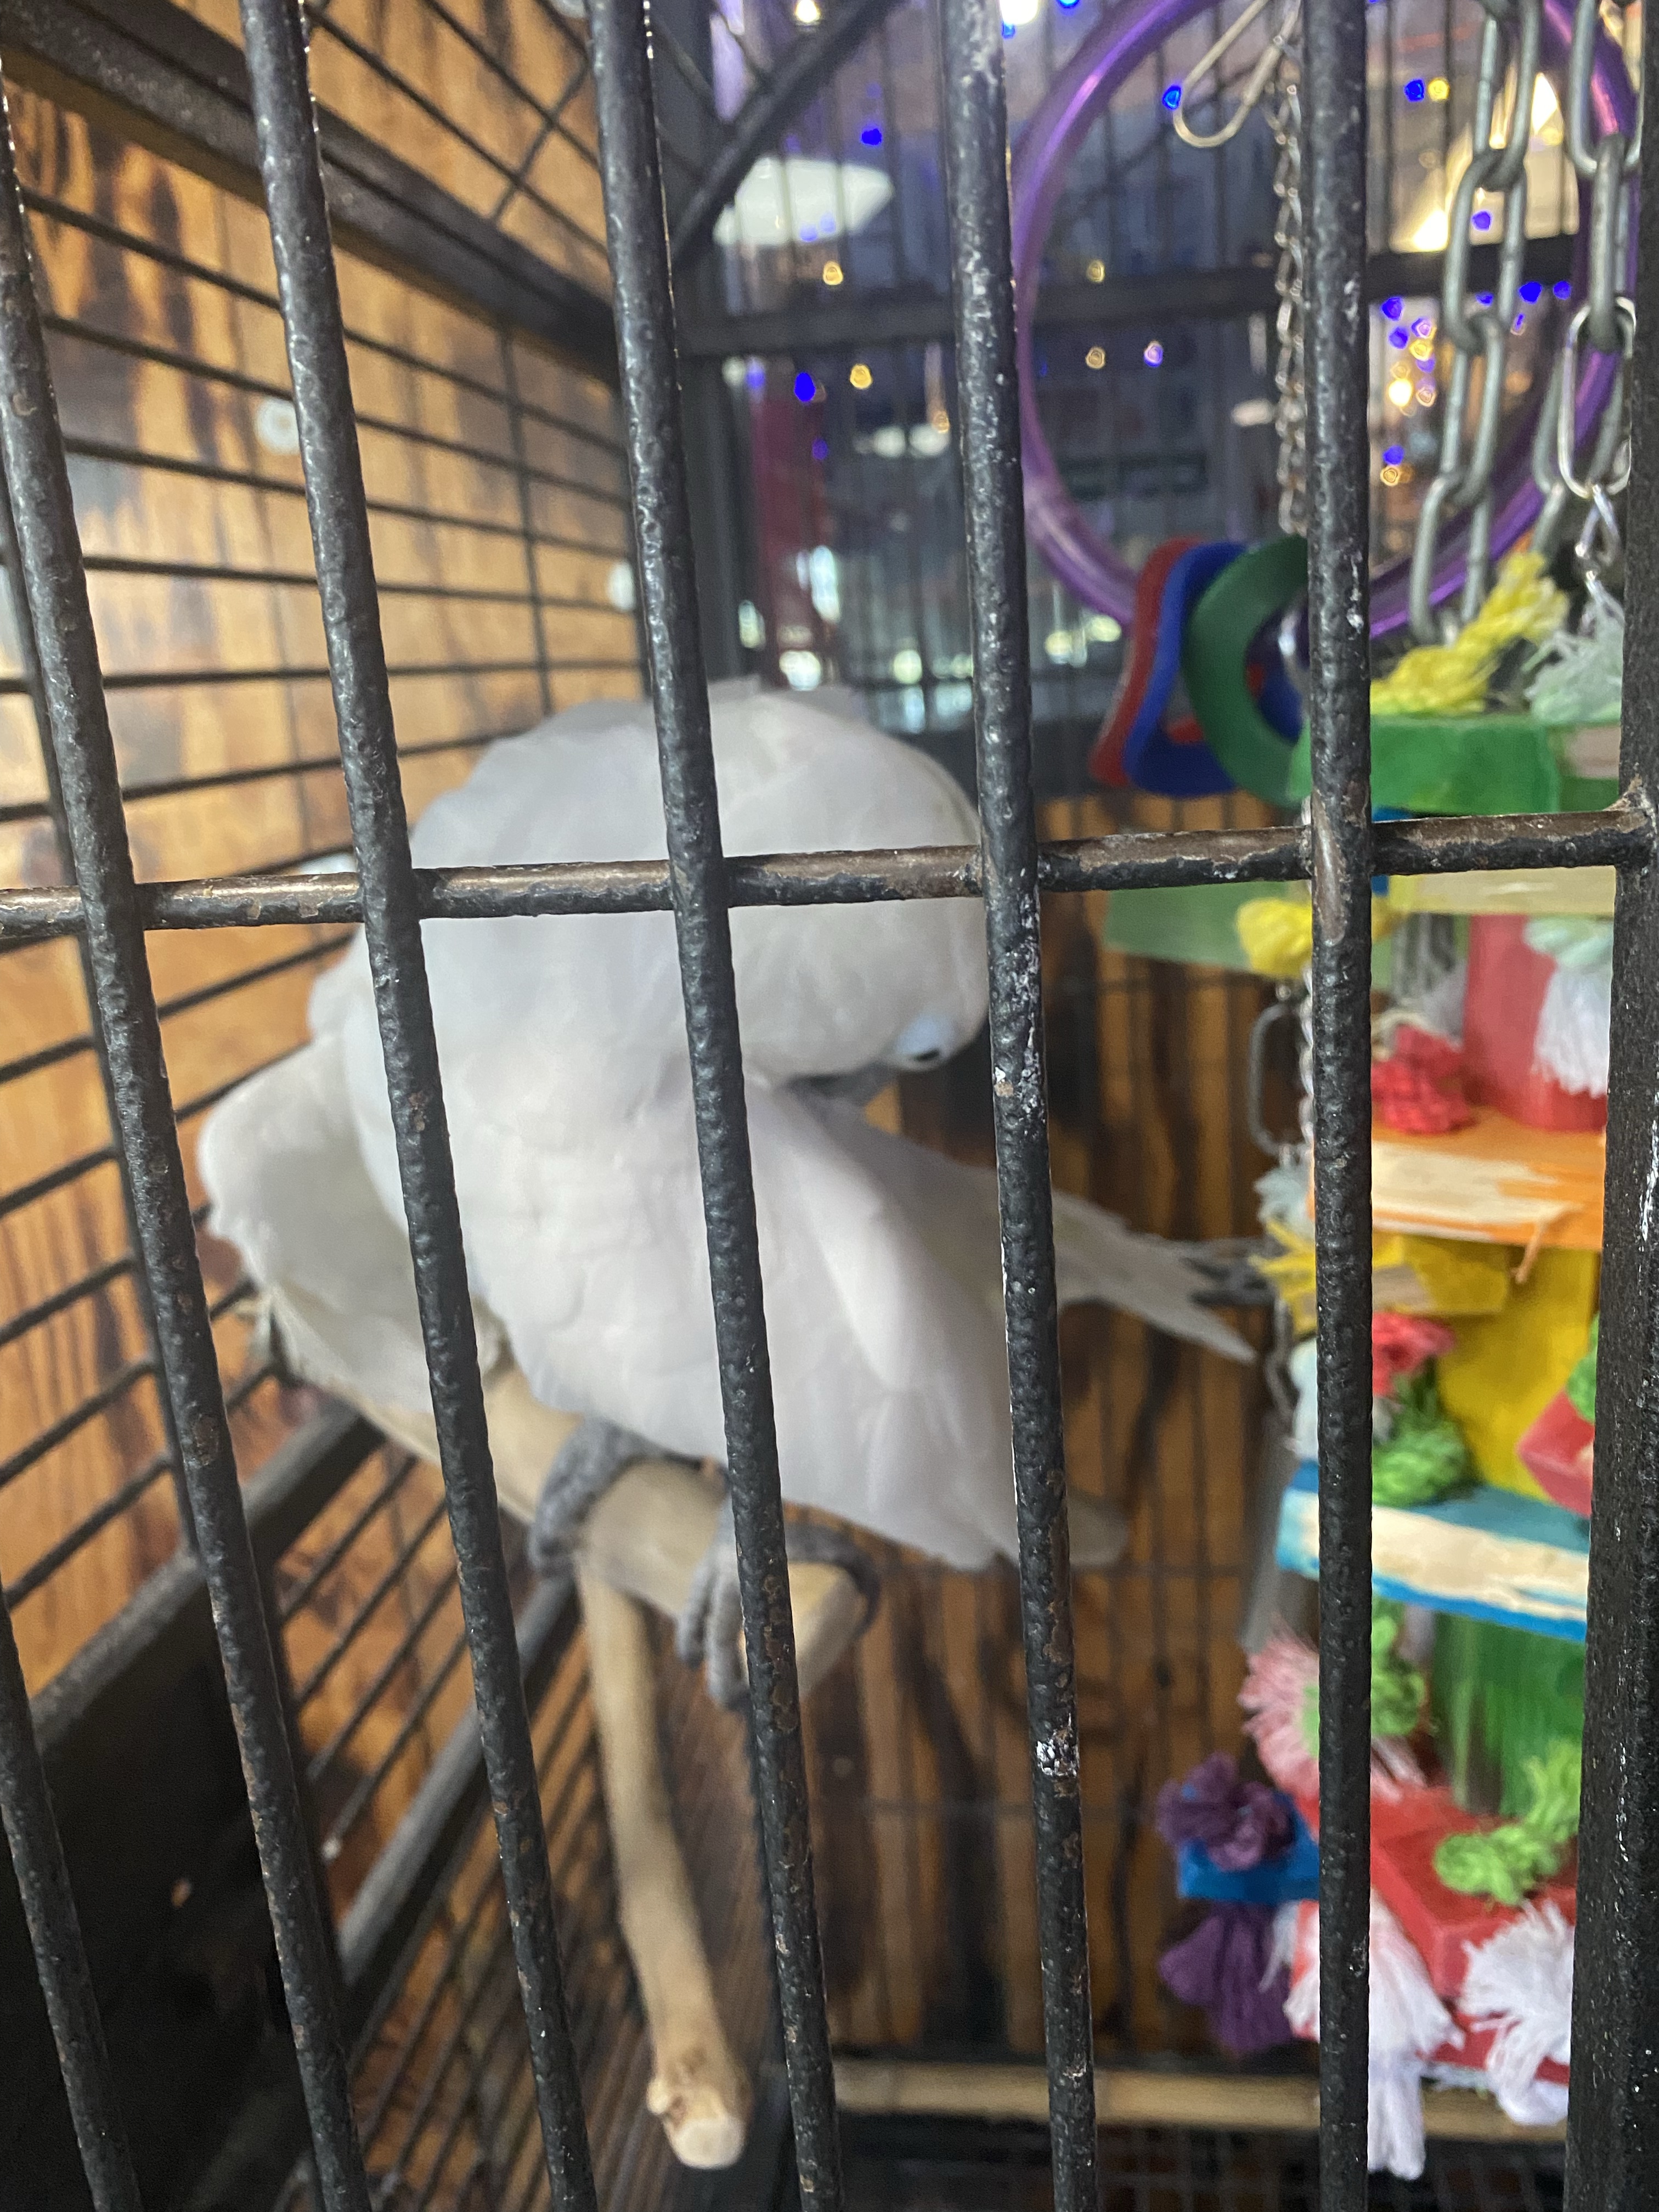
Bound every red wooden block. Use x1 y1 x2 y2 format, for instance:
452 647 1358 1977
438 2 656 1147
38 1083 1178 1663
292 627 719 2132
1297 1782 1576 2003
1517 1389 1595 1517
1430 2019 1570 2086
1462 917 1606 1134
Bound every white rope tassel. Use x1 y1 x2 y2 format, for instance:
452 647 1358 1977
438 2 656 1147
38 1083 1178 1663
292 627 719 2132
1526 919 1613 1098
1533 961 1612 1097
1461 1902 1575 2126
1286 1895 1456 2180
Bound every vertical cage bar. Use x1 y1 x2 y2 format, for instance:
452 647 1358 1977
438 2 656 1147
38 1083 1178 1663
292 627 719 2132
936 1 1098 2203
0 455 194 1552
1302 5 1372 2205
0 1583 144 2212
584 0 845 2203
232 8 599 2211
0 72 374 2212
1566 7 1659 2199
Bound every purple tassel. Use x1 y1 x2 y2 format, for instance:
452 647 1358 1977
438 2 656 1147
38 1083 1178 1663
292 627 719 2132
1159 1904 1293 2058
1155 1751 1292 1871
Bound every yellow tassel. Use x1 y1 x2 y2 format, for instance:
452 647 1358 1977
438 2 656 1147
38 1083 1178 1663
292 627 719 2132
1237 891 1401 979
1237 895 1314 980
1370 549 1567 718
1256 1218 1319 1335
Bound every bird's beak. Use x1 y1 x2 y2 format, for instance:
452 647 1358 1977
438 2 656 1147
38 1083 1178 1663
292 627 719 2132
796 1064 892 1109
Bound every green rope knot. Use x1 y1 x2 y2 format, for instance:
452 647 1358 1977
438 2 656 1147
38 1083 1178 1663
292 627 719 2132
1300 1598 1425 1754
1566 1316 1599 1425
1372 1370 1472 1509
1433 1740 1582 1907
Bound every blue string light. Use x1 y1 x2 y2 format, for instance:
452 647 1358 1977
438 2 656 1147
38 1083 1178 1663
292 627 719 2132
794 370 817 403
1162 84 1182 109
860 123 883 146
1519 280 1542 303
1383 445 1404 466
1380 295 1403 319
1553 279 1573 300
811 437 830 461
1389 325 1409 347
1472 209 1492 230
1404 77 1425 100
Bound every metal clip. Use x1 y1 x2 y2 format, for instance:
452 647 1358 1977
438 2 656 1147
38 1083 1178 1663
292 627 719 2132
1171 0 1301 152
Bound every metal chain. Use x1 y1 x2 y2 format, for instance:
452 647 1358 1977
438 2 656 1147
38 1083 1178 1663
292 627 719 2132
1170 0 1304 534
1268 59 1306 539
1530 0 1640 573
1409 0 1544 642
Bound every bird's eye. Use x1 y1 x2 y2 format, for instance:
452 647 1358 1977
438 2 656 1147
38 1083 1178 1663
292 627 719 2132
887 1012 956 1069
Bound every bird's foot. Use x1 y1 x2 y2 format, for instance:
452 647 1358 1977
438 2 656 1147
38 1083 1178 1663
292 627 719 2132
644 2034 752 2168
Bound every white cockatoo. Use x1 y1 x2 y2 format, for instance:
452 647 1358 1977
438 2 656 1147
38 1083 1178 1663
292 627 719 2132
201 681 1251 1572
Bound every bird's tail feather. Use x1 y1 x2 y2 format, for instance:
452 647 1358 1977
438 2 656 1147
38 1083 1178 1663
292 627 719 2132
1051 1190 1255 1364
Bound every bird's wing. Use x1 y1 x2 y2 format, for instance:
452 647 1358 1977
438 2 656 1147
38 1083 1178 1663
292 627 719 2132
426 1069 1016 1570
804 1098 1255 1364
196 1035 504 1432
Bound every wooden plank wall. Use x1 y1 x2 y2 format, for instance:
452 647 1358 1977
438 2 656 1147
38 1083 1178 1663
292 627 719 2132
0 77 636 1918
174 0 611 298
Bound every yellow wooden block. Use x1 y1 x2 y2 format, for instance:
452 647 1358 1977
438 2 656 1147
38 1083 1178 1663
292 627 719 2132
1387 866 1616 918
1437 1246 1600 1500
1373 1233 1513 1319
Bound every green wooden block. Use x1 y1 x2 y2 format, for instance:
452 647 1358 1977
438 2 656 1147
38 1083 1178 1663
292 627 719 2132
1102 881 1267 971
1287 714 1562 816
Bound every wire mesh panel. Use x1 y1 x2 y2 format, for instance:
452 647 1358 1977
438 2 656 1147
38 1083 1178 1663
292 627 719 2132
0 79 635 1691
838 2116 1567 2211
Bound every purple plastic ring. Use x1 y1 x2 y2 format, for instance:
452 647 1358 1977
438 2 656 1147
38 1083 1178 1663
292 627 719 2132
1011 0 1639 636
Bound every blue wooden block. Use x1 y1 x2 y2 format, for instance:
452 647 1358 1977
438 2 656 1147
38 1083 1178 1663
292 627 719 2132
1276 1460 1589 1642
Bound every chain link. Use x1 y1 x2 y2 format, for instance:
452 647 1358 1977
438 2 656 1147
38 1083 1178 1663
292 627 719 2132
1409 0 1544 643
1170 0 1304 535
1268 60 1306 539
1531 0 1639 570
1412 0 1640 639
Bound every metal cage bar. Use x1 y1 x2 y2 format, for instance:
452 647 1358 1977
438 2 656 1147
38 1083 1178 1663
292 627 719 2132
1566 3 1659 2200
1302 6 1373 2205
0 1579 144 2212
232 3 601 2209
936 2 1097 2206
0 68 375 2212
584 0 845 2200
0 808 1641 943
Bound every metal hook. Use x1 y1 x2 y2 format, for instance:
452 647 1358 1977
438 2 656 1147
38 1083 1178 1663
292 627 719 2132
1574 482 1623 597
1171 0 1301 152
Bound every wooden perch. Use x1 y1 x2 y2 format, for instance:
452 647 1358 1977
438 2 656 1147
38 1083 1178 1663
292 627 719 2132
354 1358 871 1696
578 1568 752 2168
